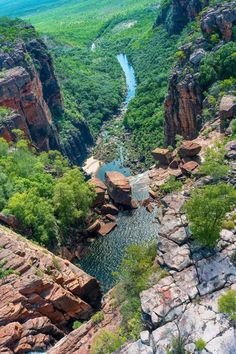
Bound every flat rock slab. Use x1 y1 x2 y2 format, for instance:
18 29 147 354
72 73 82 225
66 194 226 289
173 266 199 299
162 244 191 271
98 222 117 236
141 276 189 326
196 254 236 295
158 214 184 237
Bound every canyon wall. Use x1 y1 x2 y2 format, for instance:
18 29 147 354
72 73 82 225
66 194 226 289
0 21 93 162
164 1 236 146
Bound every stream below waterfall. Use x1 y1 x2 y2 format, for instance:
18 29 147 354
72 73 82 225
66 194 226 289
79 54 158 292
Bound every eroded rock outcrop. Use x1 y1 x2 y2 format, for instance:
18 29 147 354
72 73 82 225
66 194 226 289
201 1 236 41
164 1 236 147
0 37 61 151
155 0 208 34
0 226 102 353
0 21 93 162
164 71 203 147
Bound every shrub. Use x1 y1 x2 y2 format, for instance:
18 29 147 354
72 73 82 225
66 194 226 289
199 144 230 180
195 338 206 351
0 106 12 121
218 289 236 322
0 259 15 279
185 183 236 246
91 330 126 354
167 332 186 354
159 176 182 195
176 50 185 61
72 321 82 330
91 311 104 324
231 119 236 137
222 220 235 230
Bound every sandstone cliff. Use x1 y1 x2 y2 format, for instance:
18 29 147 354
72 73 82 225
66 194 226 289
164 1 236 146
0 20 93 162
0 226 102 353
155 0 208 34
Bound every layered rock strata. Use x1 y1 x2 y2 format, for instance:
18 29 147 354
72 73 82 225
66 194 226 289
0 226 102 353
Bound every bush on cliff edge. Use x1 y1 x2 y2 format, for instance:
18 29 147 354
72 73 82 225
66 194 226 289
185 183 236 247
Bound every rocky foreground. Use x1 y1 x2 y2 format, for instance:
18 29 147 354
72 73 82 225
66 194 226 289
116 140 236 354
0 227 101 353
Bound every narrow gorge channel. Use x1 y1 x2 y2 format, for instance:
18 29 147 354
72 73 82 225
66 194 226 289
79 54 158 292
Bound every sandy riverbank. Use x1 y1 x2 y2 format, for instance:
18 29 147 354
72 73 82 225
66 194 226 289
82 156 102 176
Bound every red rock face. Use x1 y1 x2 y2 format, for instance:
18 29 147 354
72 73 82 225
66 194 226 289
0 226 102 353
0 39 61 152
105 172 132 206
0 66 56 150
164 72 203 147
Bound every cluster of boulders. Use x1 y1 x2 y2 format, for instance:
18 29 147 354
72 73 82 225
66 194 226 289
0 226 102 353
87 172 138 237
152 140 202 177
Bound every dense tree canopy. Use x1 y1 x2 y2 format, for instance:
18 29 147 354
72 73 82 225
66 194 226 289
0 137 95 247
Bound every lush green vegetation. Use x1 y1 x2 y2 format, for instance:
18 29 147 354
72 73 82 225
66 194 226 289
91 330 126 354
0 0 182 167
0 259 15 279
113 242 165 340
0 107 13 122
91 311 104 325
0 135 95 247
218 289 236 323
195 338 206 351
159 175 183 195
199 143 230 180
185 183 236 247
72 320 82 330
0 17 38 44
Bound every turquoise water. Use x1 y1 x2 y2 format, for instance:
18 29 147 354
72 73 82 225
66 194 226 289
79 55 157 292
117 53 136 108
79 174 158 292
95 54 136 181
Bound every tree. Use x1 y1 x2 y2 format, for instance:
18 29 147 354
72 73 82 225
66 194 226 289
53 168 95 230
5 188 58 246
185 183 236 246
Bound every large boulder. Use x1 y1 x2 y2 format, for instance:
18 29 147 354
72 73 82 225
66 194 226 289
178 141 201 158
105 172 132 206
151 148 173 166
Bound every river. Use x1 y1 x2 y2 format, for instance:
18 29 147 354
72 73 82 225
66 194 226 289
79 54 157 293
